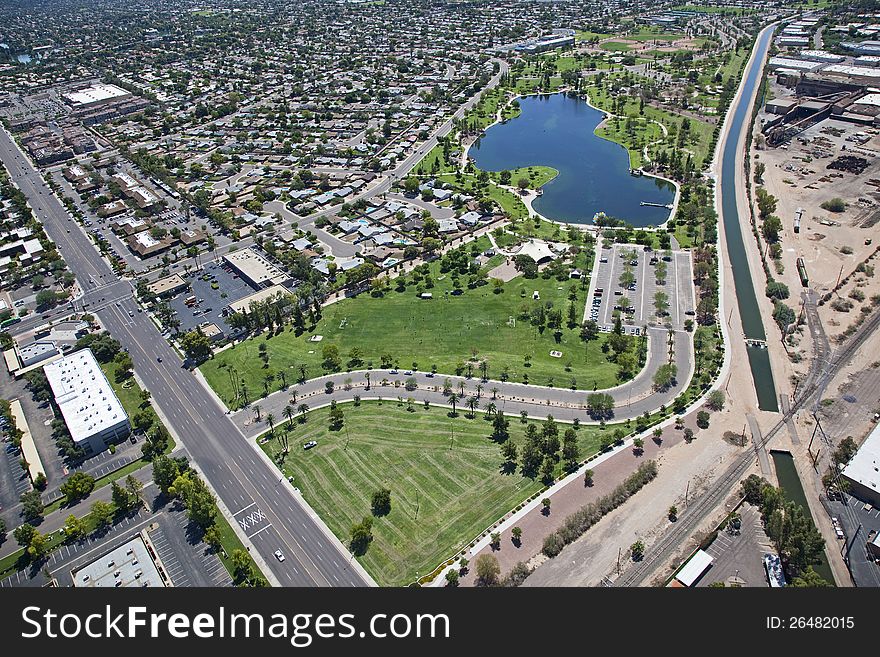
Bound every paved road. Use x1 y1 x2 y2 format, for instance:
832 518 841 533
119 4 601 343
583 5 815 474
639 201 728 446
0 127 371 587
227 326 693 437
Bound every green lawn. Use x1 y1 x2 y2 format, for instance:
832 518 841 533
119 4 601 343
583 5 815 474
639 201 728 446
576 30 612 42
259 401 606 586
489 165 558 190
203 240 625 407
414 143 458 176
601 42 634 52
435 173 532 222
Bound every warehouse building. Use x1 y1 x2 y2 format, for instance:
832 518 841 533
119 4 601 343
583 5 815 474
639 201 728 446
43 348 130 455
62 83 131 109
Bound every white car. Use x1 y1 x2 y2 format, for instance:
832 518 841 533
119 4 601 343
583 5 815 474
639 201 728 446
274 550 285 562
303 440 318 450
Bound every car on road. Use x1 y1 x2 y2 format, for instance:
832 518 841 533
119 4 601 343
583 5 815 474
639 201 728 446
404 370 413 375
303 440 318 450
157 357 162 362
274 550 285 562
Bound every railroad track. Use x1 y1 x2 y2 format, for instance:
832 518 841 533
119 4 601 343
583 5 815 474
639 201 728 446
614 308 880 587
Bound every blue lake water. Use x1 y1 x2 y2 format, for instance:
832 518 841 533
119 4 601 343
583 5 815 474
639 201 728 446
469 93 675 227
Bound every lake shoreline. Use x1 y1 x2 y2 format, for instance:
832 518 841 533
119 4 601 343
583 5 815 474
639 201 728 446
467 90 679 229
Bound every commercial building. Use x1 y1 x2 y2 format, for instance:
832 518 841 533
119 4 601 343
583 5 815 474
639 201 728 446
43 348 130 455
73 536 166 588
63 83 131 109
147 273 188 298
223 248 291 289
841 423 880 508
225 284 290 315
17 340 60 368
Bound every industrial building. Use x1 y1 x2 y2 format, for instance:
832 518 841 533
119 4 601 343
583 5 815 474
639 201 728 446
841 424 880 508
43 348 130 455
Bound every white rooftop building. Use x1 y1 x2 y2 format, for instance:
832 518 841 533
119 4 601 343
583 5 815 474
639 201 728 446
43 348 130 455
63 83 131 108
841 423 880 507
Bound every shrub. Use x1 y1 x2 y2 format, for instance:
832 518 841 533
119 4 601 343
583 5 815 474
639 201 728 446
820 198 846 213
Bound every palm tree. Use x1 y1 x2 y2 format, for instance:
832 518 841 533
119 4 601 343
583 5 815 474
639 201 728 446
241 383 249 406
253 404 262 421
467 396 478 418
265 413 276 436
278 370 287 389
297 403 310 420
476 383 483 399
284 405 294 428
365 372 371 389
448 392 459 417
298 364 308 383
457 381 466 396
484 402 496 419
289 391 297 405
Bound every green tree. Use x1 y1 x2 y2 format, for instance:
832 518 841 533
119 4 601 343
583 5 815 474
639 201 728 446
63 514 87 541
60 472 96 504
790 566 832 588
111 480 134 511
371 488 392 516
328 400 344 431
152 454 181 494
474 553 501 586
20 490 44 521
180 329 212 363
707 390 726 411
90 500 114 531
350 516 374 555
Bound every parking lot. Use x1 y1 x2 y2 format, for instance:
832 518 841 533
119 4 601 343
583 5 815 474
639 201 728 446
697 504 773 587
587 242 695 332
0 498 231 588
146 504 231 587
0 505 153 588
166 261 256 334
824 492 880 587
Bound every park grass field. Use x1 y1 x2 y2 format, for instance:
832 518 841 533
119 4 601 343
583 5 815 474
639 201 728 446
202 237 621 407
435 173 531 222
258 401 606 586
488 165 558 190
575 30 612 42
601 41 634 52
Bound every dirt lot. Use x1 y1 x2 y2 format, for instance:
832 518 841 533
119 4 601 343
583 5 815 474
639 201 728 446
756 114 880 358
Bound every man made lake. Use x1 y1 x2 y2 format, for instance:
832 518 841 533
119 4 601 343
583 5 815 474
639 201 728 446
469 92 675 227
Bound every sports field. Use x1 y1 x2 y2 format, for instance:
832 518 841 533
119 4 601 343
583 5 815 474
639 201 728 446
259 402 605 586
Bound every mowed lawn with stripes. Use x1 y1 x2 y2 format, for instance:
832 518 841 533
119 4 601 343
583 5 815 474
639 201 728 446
260 402 605 586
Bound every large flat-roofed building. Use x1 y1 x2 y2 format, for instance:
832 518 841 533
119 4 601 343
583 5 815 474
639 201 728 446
223 248 291 289
43 348 129 455
73 536 165 588
148 273 188 298
62 83 131 109
225 284 290 315
841 424 880 507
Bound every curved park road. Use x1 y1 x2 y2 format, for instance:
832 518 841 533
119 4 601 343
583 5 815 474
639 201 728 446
227 326 693 438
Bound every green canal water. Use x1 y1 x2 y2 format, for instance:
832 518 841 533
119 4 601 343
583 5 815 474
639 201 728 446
770 450 835 584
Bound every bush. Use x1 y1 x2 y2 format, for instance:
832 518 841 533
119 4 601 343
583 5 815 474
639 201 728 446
820 198 846 213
